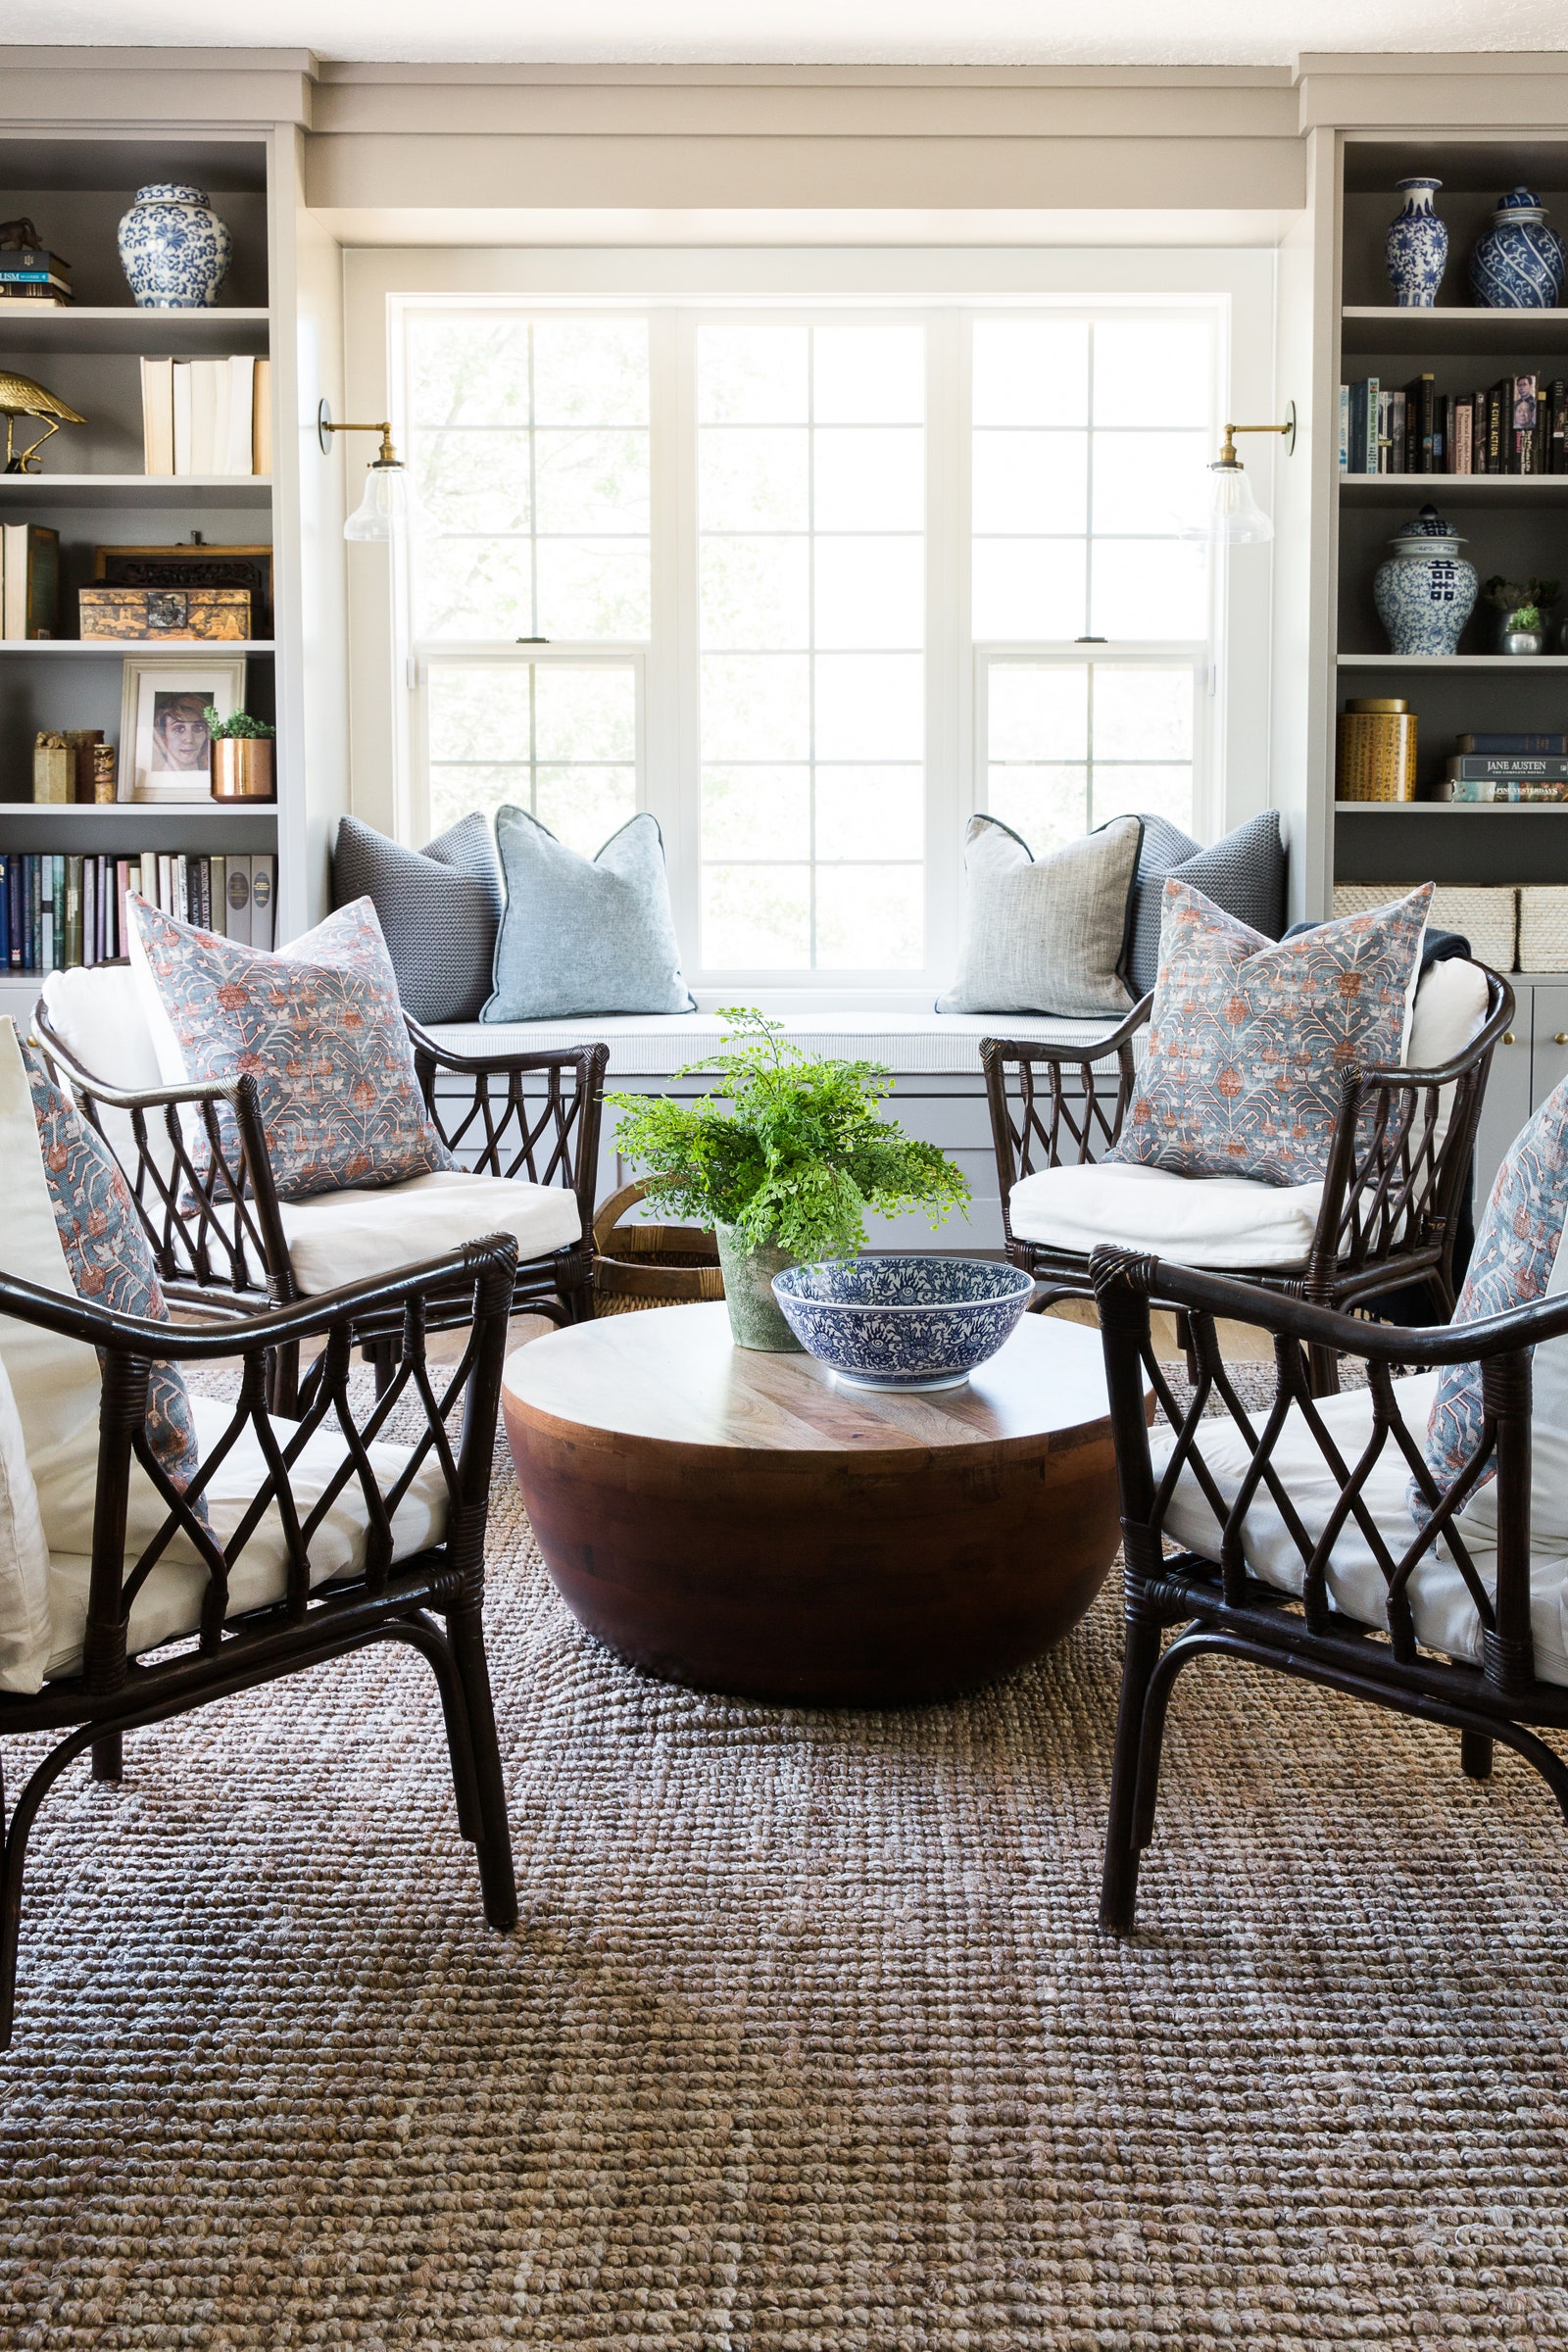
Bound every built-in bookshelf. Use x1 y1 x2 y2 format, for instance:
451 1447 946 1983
0 130 284 1019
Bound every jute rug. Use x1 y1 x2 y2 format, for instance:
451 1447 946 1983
1 1377 1566 2347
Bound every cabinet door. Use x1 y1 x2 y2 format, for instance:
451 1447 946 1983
1531 986 1568 1114
1473 1009 1533 1212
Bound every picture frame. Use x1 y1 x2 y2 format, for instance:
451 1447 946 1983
94 543 273 637
120 654 247 803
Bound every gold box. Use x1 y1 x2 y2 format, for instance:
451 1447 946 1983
76 587 252 642
1337 698 1417 802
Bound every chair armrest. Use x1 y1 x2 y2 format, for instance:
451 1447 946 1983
981 998 1152 1202
406 1021 609 1211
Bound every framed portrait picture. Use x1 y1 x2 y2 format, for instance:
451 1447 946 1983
120 655 246 803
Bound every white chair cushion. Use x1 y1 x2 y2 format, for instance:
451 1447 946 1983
1154 1371 1568 1689
1008 1160 1324 1270
1406 956 1492 1150
38 961 172 1180
0 1346 52 1696
277 1168 583 1295
44 1392 451 1678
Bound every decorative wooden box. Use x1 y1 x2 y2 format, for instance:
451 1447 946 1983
76 587 252 641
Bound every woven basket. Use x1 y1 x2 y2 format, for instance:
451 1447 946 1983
1518 886 1568 973
592 1181 724 1305
1332 883 1518 972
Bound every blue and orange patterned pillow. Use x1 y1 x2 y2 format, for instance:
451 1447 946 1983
1110 881 1433 1188
127 895 455 1204
22 1043 204 1508
1422 1074 1568 1504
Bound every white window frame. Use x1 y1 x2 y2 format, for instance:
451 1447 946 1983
346 252 1276 1009
974 642 1213 851
413 643 648 850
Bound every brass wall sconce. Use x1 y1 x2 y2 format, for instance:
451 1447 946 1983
1180 401 1298 545
318 399 435 541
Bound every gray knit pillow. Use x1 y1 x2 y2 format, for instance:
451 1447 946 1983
331 813 502 1025
1127 810 1286 999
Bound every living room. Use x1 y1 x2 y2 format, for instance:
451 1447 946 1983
1 9 1567 2344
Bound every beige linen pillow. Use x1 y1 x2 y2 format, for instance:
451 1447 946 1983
937 814 1144 1019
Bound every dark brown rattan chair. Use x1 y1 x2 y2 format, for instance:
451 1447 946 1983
0 1232 520 2047
1090 1244 1568 1937
31 986 608 1406
982 965 1513 1367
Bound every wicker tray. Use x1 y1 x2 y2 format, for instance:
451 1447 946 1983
1518 886 1568 972
592 1181 724 1305
1332 883 1518 972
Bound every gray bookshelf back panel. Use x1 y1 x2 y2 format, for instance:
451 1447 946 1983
1338 498 1568 661
1336 806 1568 886
0 183 269 312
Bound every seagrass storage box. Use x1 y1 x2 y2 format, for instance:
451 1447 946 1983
1518 887 1568 971
1332 883 1518 971
1336 698 1417 802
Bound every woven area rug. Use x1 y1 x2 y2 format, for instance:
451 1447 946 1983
1 1380 1567 2346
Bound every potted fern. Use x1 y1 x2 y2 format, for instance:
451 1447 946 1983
608 1008 970 1350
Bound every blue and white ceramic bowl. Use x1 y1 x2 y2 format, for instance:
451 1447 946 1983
771 1256 1035 1392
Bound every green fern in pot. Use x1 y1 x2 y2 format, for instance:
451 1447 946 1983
607 1008 970 1350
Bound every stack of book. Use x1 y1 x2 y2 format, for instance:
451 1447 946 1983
1435 732 1568 803
140 357 272 477
1340 373 1568 475
0 852 275 972
0 240 73 308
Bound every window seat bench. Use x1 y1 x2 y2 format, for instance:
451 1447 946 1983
419 1008 1132 1253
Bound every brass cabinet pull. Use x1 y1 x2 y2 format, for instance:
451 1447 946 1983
1556 1033 1568 1047
1503 1031 1517 1046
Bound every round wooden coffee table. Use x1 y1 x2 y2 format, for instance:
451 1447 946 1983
502 1300 1135 1706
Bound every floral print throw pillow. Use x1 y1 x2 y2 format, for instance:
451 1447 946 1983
1421 1074 1568 1504
22 1043 204 1509
127 895 455 1204
1110 881 1433 1188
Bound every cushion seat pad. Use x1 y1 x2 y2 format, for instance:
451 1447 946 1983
278 1168 584 1295
45 1394 450 1679
1154 1371 1568 1689
1007 1161 1324 1270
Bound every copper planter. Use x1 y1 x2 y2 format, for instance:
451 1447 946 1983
211 738 273 802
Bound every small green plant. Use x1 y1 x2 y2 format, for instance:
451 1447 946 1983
202 708 275 740
608 1006 970 1260
1482 575 1561 629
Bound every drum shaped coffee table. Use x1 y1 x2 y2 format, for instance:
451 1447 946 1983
501 1300 1132 1706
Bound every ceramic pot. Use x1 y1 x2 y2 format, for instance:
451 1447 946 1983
1470 186 1566 310
713 1225 803 1351
211 738 273 800
1499 621 1549 657
1385 177 1448 308
1372 504 1478 657
118 183 232 310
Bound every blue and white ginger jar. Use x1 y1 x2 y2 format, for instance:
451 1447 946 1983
1470 186 1565 311
1385 177 1447 308
1373 505 1478 658
118 183 232 310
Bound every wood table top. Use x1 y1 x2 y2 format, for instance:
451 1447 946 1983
503 1300 1120 1458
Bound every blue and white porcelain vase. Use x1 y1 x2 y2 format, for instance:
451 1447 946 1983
117 183 232 309
1373 505 1478 657
1470 186 1566 311
1385 177 1448 308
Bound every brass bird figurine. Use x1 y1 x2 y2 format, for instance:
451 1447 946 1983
0 370 86 472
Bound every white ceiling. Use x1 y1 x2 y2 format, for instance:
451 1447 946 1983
6 0 1568 68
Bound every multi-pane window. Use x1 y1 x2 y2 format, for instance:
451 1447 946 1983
697 323 925 971
395 302 1220 985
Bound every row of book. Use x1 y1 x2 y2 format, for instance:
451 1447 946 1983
140 357 272 478
1437 730 1568 803
0 853 276 973
0 524 58 641
0 239 73 308
1339 373 1568 475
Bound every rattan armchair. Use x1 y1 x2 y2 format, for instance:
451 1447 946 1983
1091 1244 1568 1938
32 981 608 1406
983 965 1512 1347
0 1232 520 2047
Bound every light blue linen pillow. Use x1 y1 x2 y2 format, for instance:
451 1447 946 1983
483 809 696 1022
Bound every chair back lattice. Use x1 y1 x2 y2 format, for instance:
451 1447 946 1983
411 1031 609 1224
981 1036 1139 1201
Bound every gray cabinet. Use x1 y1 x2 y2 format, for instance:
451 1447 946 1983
1473 975 1568 1211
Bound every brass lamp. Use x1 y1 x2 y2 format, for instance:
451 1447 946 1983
1179 402 1298 545
0 371 86 472
317 400 436 541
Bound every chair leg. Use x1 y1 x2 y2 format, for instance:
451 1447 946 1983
90 1733 122 1784
265 1340 301 1418
368 1337 399 1399
445 1601 518 1933
1306 1342 1342 1399
1099 1611 1165 1936
1461 1729 1494 1782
